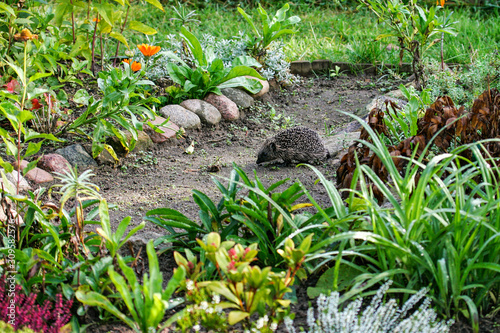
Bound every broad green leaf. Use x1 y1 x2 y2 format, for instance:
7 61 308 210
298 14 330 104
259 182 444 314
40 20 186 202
232 56 262 68
109 31 129 48
162 265 186 301
0 2 15 16
54 2 72 27
217 77 262 94
6 61 26 87
220 65 265 84
75 290 136 329
73 89 91 106
108 266 139 323
24 141 43 158
228 310 250 325
143 0 164 11
237 7 260 36
181 26 206 67
128 21 157 35
29 72 53 83
274 3 290 22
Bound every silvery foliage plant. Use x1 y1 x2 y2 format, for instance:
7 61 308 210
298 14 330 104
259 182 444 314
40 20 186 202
285 281 454 333
144 33 296 84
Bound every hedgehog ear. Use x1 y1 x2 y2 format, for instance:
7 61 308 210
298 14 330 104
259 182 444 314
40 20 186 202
270 142 276 152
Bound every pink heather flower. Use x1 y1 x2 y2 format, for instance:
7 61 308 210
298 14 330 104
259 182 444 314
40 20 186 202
0 276 73 333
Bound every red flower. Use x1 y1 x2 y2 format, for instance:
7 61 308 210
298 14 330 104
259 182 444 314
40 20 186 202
30 98 42 110
5 79 20 93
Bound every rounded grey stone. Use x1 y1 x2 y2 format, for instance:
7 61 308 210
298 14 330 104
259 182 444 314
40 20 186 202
55 144 98 170
180 99 222 125
158 105 201 129
220 88 254 109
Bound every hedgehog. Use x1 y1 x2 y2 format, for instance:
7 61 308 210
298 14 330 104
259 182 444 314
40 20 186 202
256 126 330 165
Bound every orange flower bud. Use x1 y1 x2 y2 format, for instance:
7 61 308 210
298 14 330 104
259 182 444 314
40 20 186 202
137 44 161 57
130 61 142 72
14 28 38 41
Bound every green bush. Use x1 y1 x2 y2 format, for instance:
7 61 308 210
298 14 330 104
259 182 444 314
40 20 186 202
308 115 500 332
146 163 325 268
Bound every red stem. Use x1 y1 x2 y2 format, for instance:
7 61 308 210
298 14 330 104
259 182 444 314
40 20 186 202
70 0 76 44
113 4 130 66
91 16 99 74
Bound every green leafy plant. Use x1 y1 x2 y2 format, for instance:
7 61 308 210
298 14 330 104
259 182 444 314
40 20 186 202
174 232 313 332
164 26 265 99
384 84 432 143
358 0 457 88
0 42 60 191
237 3 301 62
66 64 158 159
146 164 318 268
308 114 500 332
76 240 186 333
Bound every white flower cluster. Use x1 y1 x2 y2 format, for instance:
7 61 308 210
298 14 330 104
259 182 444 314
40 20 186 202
285 281 454 333
186 280 195 291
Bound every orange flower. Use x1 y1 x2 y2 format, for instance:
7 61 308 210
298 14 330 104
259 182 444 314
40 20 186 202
137 44 161 57
436 0 445 5
92 17 101 23
130 61 142 72
123 58 131 64
14 28 38 41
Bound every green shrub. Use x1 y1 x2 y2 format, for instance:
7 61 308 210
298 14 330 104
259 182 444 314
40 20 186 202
76 240 185 333
426 55 500 107
308 115 500 332
146 163 324 268
173 232 313 332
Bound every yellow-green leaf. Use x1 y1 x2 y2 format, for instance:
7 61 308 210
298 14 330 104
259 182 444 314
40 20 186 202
143 0 164 11
128 21 157 35
0 3 15 16
109 31 129 48
228 311 249 325
290 203 313 211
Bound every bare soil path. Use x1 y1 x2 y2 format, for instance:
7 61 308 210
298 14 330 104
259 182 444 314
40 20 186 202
92 74 383 232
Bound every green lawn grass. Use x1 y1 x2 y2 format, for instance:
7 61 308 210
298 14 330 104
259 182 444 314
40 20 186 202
130 3 499 65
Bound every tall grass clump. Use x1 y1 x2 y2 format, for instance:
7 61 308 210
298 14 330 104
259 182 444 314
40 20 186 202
302 117 500 332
